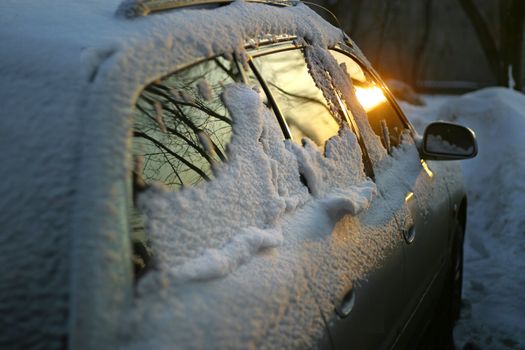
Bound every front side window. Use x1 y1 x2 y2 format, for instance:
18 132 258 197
250 49 340 149
330 50 408 151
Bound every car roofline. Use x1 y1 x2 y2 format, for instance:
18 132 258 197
116 0 297 18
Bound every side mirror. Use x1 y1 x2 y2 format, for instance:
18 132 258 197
421 122 478 160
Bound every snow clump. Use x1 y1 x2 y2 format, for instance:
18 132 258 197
138 83 376 283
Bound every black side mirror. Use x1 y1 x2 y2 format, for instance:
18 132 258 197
421 122 478 160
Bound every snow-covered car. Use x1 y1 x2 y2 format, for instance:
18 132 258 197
0 0 477 349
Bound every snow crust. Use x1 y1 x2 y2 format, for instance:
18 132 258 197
139 85 297 280
401 88 525 350
138 83 376 282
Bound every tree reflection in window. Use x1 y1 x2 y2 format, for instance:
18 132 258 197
133 57 241 192
131 57 241 279
251 49 340 149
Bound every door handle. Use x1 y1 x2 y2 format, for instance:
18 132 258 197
336 289 356 318
403 225 416 244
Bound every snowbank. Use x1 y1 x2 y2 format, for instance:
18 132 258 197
401 87 525 350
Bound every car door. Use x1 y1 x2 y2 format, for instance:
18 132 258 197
246 42 406 350
329 48 453 345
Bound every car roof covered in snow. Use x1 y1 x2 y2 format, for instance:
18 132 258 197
0 0 357 86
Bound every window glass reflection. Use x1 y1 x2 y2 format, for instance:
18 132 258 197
330 50 407 150
133 57 240 191
131 57 241 278
252 49 340 148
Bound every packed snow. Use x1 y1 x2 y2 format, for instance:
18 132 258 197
400 87 525 350
138 84 307 281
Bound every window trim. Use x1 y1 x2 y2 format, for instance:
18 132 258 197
249 42 301 58
246 35 298 57
247 58 293 139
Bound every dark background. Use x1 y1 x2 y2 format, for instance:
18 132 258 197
310 0 525 93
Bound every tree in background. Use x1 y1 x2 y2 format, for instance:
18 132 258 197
411 0 433 86
458 0 524 90
309 0 524 91
310 0 435 87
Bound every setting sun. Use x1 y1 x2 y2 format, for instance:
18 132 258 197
355 86 387 111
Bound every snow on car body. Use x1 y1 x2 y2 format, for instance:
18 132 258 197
0 0 475 349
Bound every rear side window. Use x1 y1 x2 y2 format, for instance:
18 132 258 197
133 57 242 192
131 57 242 278
330 50 408 151
250 49 340 148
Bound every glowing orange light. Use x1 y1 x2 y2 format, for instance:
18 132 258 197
355 86 387 112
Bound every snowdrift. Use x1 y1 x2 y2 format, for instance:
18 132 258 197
402 87 525 350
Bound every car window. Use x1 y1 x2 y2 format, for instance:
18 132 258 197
133 57 241 192
250 49 340 149
130 57 242 277
330 50 408 151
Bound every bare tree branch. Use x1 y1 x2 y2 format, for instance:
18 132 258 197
411 0 433 86
349 0 364 36
458 0 501 81
136 103 214 163
134 131 211 182
374 0 394 67
508 0 525 89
